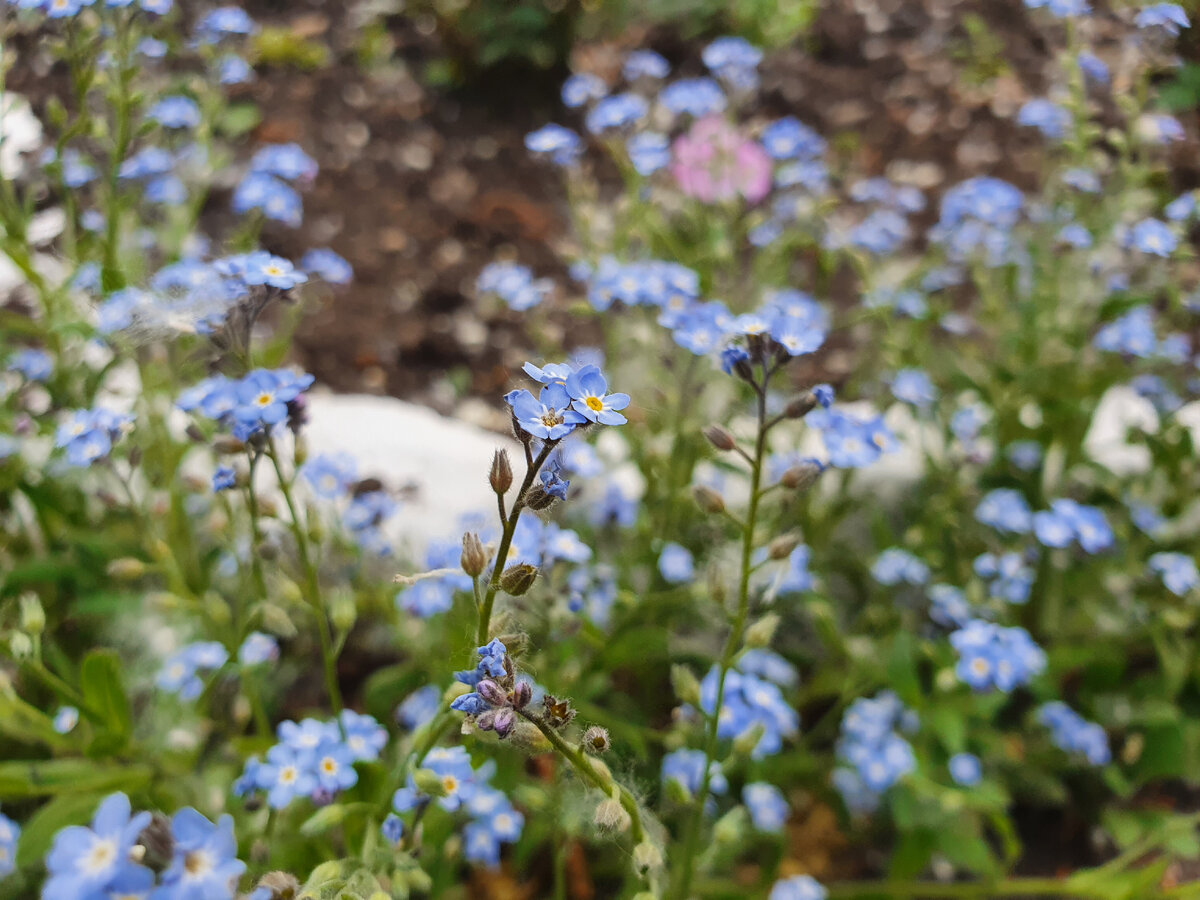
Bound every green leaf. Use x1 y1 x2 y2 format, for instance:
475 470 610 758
218 103 261 138
887 632 922 707
938 820 999 877
1132 723 1186 781
0 759 152 799
301 803 349 837
928 706 965 752
80 650 132 750
889 827 936 880
16 792 105 868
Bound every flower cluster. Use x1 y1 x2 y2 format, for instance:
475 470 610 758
477 261 554 311
1037 702 1111 765
235 712 386 809
178 368 314 442
54 407 134 466
233 143 318 227
506 362 629 441
698 659 800 759
834 692 917 813
950 621 1046 692
392 746 525 867
156 641 228 700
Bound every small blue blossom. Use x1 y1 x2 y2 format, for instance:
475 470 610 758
157 641 228 700
658 78 725 117
381 814 404 844
1018 98 1070 139
525 123 583 166
699 665 800 758
1128 218 1176 256
52 705 79 734
0 810 18 878
585 93 649 133
744 782 788 832
661 747 728 800
1077 52 1109 84
196 6 257 41
478 261 552 311
561 72 607 108
218 54 255 84
835 692 916 810
1134 3 1189 34
627 131 671 175
623 49 670 81
949 752 982 786
148 95 201 129
232 173 303 226
238 632 279 665
769 876 828 900
928 584 971 627
300 248 354 284
1149 552 1199 596
397 685 442 730
54 407 134 467
152 808 246 899
212 465 236 492
300 453 357 498
1094 306 1157 357
250 143 318 182
890 369 937 407
8 347 52 381
872 548 930 586
950 620 1046 692
658 542 694 584
564 365 630 425
761 116 826 160
1032 499 1113 552
975 488 1033 534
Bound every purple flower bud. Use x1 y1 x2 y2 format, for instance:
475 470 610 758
476 679 507 707
476 709 498 731
493 707 516 737
512 680 533 709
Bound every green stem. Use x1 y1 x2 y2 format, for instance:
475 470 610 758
476 441 556 647
822 877 1101 899
518 709 646 846
267 439 343 718
672 372 769 900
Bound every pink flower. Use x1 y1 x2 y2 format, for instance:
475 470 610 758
670 116 772 204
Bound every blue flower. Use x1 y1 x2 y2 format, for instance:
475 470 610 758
396 579 455 617
157 642 228 700
525 124 583 166
1062 167 1100 192
564 365 630 425
232 173 303 226
539 459 571 500
43 793 153 900
974 552 1035 604
0 810 18 877
658 543 694 584
381 814 404 844
508 383 588 439
340 710 387 761
661 748 728 799
584 93 648 133
1077 52 1109 84
949 752 982 786
835 693 916 810
1038 702 1110 765
1128 218 1176 256
151 808 245 899
1094 306 1157 357
212 465 236 492
1134 3 1189 34
950 620 1046 692
241 252 308 289
890 369 937 407
626 131 671 175
769 875 827 900
238 632 279 665
52 705 79 734
1057 222 1092 248
313 740 359 792
8 347 52 381
658 78 725 117
623 49 670 80
1149 552 1199 596
196 6 257 41
301 248 354 284
396 685 442 730
975 488 1033 534
54 407 134 467
561 72 607 108
250 143 318 182
743 782 788 832
477 261 551 310
871 548 930 586
218 54 254 84
928 584 971 627
1033 499 1112 553
231 368 314 436
1025 0 1091 15
699 666 799 758
256 742 317 808
300 453 358 498
148 96 201 129
761 116 826 160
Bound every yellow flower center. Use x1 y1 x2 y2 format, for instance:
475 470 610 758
442 775 458 793
280 765 297 784
585 396 604 412
321 757 337 774
184 849 213 876
255 392 273 407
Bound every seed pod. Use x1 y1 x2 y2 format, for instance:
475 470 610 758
593 798 631 832
702 424 736 452
632 842 664 875
256 871 302 900
670 664 701 706
524 486 556 511
500 563 538 596
693 485 725 514
461 532 487 577
107 558 147 580
744 613 780 649
582 725 611 754
490 449 513 494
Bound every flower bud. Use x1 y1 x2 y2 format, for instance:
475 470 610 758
476 679 507 707
490 449 513 494
582 725 611 754
107 558 147 580
260 603 299 638
257 541 279 561
492 707 516 737
732 722 766 757
702 424 736 452
412 768 450 798
670 664 701 706
593 798 631 832
713 807 747 845
500 563 538 596
780 461 823 490
784 392 818 419
768 534 801 560
185 424 207 444
512 680 532 709
9 632 33 660
461 532 487 577
692 485 725 514
330 593 357 633
632 842 663 875
213 435 245 455
19 593 44 636
744 613 780 649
